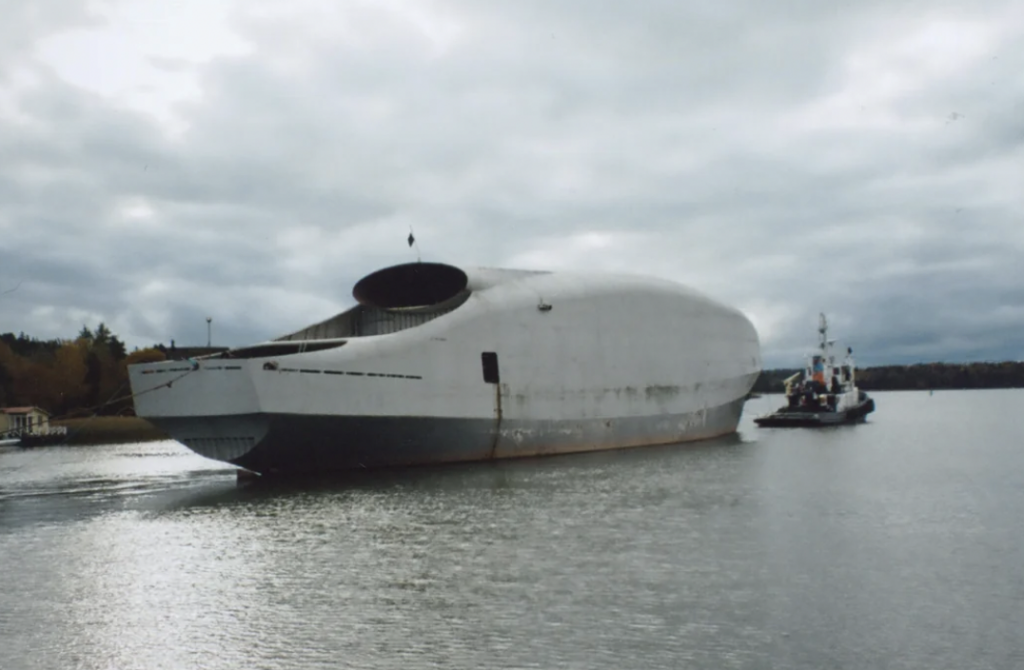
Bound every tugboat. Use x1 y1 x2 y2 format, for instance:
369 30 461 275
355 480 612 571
754 314 875 427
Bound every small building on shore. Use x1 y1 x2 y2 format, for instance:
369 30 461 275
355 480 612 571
0 407 51 435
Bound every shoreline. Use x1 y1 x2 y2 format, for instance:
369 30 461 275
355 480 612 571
51 417 169 446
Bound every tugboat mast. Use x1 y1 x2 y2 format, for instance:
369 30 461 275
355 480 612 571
819 312 828 353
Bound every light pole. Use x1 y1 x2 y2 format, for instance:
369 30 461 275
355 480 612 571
206 317 212 348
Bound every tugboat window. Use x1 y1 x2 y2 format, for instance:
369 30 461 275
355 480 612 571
481 352 500 384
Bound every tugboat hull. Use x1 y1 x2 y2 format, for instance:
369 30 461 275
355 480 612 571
754 397 875 428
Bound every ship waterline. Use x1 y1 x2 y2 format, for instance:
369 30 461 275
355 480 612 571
129 262 761 474
146 397 748 474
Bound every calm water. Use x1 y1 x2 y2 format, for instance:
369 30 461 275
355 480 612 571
1 390 1022 670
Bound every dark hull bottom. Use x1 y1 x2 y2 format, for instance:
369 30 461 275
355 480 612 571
16 434 67 448
754 398 875 428
149 398 747 475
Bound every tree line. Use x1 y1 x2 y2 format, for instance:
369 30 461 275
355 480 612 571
752 361 1024 394
0 326 166 418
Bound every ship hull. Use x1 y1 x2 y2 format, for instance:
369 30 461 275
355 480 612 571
148 397 746 475
130 262 762 474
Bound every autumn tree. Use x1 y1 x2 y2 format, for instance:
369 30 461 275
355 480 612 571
123 348 168 367
52 341 89 416
0 324 140 416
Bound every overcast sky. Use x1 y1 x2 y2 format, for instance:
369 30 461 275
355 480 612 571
1 0 1022 367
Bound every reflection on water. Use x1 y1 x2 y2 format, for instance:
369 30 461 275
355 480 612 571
1 391 1023 670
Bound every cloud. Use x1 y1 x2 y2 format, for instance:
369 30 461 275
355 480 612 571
1 0 1022 367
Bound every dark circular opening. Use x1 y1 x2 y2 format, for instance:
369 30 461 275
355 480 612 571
352 263 469 309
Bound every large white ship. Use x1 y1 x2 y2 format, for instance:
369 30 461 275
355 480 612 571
128 262 762 474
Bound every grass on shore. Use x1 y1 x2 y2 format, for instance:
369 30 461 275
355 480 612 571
52 417 169 446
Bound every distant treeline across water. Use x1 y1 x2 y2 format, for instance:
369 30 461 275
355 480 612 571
753 362 1024 394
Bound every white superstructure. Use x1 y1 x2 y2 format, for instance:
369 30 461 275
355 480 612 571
129 262 762 474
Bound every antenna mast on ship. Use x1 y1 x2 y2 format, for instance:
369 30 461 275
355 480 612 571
407 226 421 263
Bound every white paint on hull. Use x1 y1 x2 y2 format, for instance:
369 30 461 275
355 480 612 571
129 264 762 470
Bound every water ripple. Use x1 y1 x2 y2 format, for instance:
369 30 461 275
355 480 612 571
2 393 1023 669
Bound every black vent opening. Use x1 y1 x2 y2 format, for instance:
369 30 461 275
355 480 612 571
219 340 347 359
481 352 500 384
353 263 468 309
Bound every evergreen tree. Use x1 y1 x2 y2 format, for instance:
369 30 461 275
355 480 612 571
84 351 102 404
0 361 10 406
94 323 112 346
108 334 127 361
